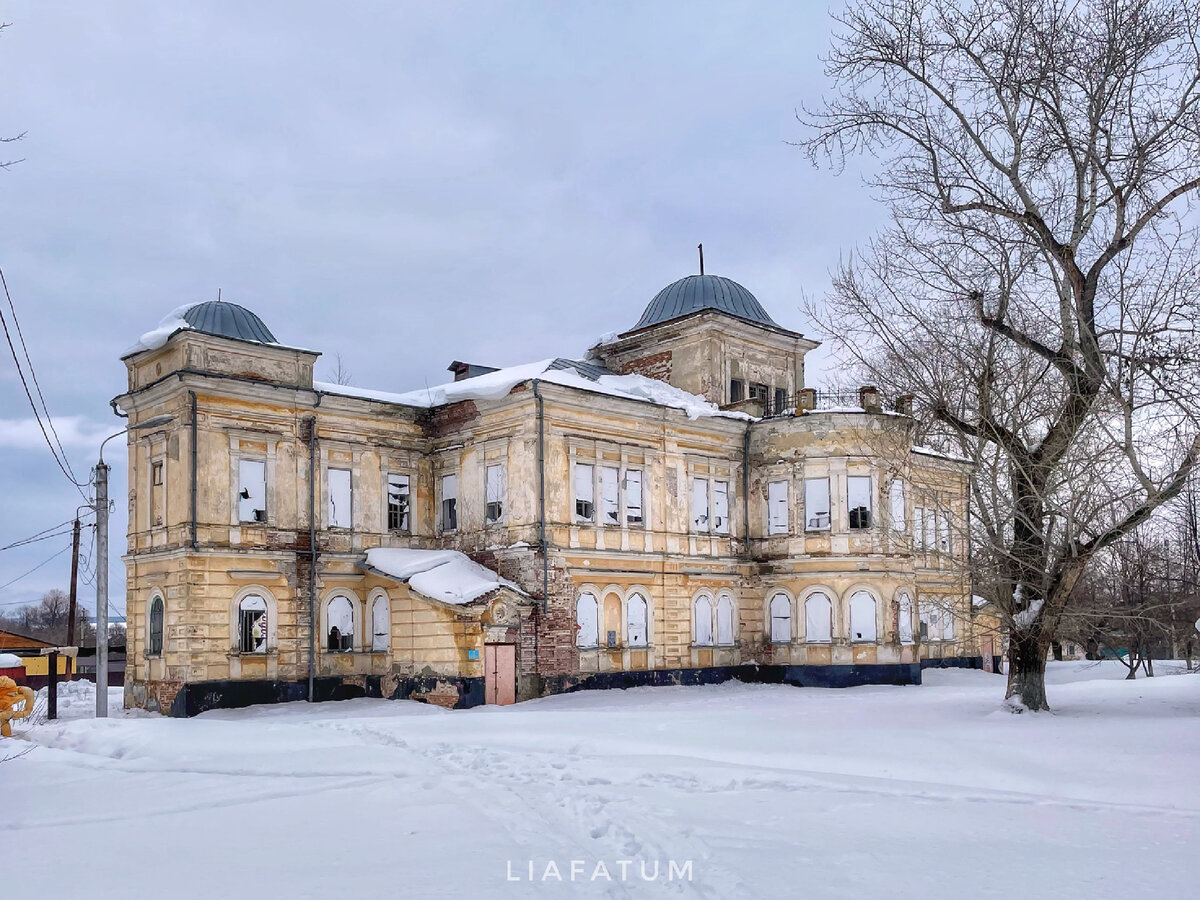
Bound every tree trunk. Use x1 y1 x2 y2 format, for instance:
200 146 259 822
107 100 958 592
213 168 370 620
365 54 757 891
1005 630 1050 710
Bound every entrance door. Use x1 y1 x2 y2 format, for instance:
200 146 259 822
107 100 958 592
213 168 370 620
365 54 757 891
484 644 516 705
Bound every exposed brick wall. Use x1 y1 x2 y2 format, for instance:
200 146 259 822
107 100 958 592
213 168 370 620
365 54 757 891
427 399 480 437
617 350 672 383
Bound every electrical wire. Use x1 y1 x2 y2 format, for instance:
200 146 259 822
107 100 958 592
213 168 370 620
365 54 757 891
0 542 73 595
0 514 83 552
0 265 91 501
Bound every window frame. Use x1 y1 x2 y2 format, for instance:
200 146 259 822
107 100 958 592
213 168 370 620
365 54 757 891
576 592 599 649
325 594 356 653
370 592 390 652
889 478 905 532
693 594 714 646
440 472 458 533
716 593 735 646
767 479 789 535
623 468 643 526
600 466 620 526
485 463 506 525
804 591 833 644
626 591 649 648
147 594 164 657
386 472 411 533
769 592 792 644
847 474 873 531
729 378 745 403
848 590 878 643
238 594 269 654
327 466 353 530
574 462 595 523
804 477 831 532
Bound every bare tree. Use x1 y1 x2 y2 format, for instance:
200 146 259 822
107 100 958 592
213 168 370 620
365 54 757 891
328 353 353 386
800 0 1200 709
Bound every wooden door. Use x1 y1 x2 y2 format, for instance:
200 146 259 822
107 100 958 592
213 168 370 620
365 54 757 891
484 644 516 705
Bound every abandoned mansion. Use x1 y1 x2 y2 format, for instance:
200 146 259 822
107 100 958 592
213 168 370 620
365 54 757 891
116 272 995 715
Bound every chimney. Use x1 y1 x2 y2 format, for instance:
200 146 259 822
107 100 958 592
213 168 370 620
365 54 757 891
896 394 914 416
797 388 816 412
859 385 881 413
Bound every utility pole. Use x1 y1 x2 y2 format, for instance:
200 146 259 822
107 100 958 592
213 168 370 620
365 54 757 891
95 461 109 717
67 517 81 653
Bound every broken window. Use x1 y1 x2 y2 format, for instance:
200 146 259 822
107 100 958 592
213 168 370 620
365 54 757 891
328 467 352 529
729 378 744 403
913 506 925 547
939 511 952 553
918 602 936 641
749 382 768 403
716 594 734 646
694 595 714 646
371 595 389 652
574 463 594 522
713 480 729 534
804 477 831 531
890 478 905 531
805 592 832 643
773 387 788 414
692 477 709 531
148 595 164 656
485 464 505 524
387 473 410 532
847 475 872 529
624 469 643 525
238 594 267 654
239 458 267 523
601 466 620 525
942 604 955 641
767 480 789 535
440 473 457 532
769 593 792 643
576 593 599 648
626 592 648 647
849 590 877 643
897 592 914 644
326 595 354 652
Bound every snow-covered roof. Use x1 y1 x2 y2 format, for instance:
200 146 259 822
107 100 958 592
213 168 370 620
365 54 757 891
363 548 527 606
316 358 751 422
911 445 973 464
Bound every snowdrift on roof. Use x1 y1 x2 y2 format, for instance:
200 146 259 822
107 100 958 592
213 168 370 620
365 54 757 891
364 548 525 606
316 358 751 421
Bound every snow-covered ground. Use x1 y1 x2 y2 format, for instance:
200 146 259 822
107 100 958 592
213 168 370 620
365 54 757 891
5 663 1198 898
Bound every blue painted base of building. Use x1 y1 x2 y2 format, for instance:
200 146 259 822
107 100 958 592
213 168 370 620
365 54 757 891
920 656 989 671
165 660 944 717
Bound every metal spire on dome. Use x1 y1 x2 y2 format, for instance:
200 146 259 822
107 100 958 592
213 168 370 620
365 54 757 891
698 243 704 276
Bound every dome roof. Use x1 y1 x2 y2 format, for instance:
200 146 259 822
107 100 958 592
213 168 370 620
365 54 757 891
632 274 777 331
182 301 277 344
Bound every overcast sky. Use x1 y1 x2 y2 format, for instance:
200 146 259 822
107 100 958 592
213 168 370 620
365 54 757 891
0 1 888 616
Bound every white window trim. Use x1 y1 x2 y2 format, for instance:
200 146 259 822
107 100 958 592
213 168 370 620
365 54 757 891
229 585 279 655
485 462 507 525
623 587 653 648
847 588 879 644
439 471 459 533
767 591 793 645
715 592 736 647
320 589 364 653
767 479 789 535
692 591 715 646
802 589 834 644
369 589 391 652
383 470 413 534
804 476 832 532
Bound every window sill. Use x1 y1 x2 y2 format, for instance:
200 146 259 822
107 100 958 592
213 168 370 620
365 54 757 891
321 649 373 656
229 649 277 658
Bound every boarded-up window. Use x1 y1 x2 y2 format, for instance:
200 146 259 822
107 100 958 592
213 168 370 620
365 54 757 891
624 469 643 525
371 595 390 651
601 467 620 525
441 474 457 532
890 479 905 531
847 475 872 529
805 478 831 531
485 464 505 524
148 595 164 656
387 473 410 532
713 481 729 534
575 463 594 522
805 592 832 643
769 593 791 643
627 593 648 647
897 592 914 644
768 480 789 534
576 593 599 648
326 595 354 651
239 594 267 653
849 590 877 643
716 594 734 645
239 458 267 523
328 467 352 529
692 478 709 531
694 595 714 645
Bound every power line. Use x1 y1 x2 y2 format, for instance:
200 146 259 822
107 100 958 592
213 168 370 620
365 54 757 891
0 542 72 595
0 265 91 501
0 512 92 552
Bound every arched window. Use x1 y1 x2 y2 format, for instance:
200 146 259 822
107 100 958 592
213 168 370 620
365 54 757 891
849 590 877 643
576 593 599 648
694 595 714 646
238 594 268 653
626 592 648 647
148 595 164 656
327 595 354 652
897 592 914 644
769 593 791 644
805 592 832 643
371 594 390 652
716 594 734 646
